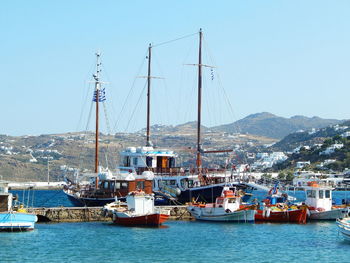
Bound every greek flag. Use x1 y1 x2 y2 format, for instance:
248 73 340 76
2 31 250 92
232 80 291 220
93 88 106 102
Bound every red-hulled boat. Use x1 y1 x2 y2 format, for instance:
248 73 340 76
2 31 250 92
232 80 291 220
255 185 307 224
104 190 169 226
255 206 307 223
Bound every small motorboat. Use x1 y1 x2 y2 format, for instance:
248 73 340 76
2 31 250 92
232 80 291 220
187 186 256 222
255 184 307 224
0 181 37 231
336 217 350 241
104 190 169 226
304 181 349 220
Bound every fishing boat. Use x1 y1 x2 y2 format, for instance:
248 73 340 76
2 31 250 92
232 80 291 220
0 181 37 231
336 217 350 241
254 184 307 224
63 53 155 207
187 186 256 222
304 181 349 220
104 190 169 226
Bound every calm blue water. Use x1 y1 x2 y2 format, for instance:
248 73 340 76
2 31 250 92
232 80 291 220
0 221 349 263
9 189 350 208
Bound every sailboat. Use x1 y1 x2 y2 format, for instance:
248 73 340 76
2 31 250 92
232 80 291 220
63 53 155 207
117 29 251 204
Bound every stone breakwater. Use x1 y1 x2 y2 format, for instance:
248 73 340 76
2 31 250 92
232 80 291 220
33 206 193 222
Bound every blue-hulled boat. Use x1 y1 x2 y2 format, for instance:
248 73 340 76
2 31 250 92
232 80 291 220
0 181 37 231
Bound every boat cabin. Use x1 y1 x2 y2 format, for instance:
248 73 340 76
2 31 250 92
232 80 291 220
203 188 241 211
72 169 154 199
304 182 332 211
0 182 12 212
119 146 178 175
126 192 154 215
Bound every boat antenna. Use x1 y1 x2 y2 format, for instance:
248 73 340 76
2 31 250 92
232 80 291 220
146 43 152 147
94 52 102 187
196 28 203 173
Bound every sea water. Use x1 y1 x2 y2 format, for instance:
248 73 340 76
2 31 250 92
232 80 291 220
0 220 349 263
1 190 349 262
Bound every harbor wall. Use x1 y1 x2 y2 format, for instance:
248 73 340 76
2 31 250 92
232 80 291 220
33 206 192 222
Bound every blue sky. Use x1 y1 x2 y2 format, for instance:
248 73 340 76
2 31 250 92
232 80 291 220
1 1 350 136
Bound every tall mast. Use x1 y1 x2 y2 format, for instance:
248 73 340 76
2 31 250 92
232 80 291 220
196 29 203 172
146 44 152 146
94 52 101 186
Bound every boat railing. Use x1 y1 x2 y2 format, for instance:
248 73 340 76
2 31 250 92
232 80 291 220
136 167 232 177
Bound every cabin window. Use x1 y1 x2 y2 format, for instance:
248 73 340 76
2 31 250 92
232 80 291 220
325 190 331 198
103 182 109 189
169 157 175 168
228 198 236 203
136 181 144 190
188 180 194 188
216 198 224 204
115 182 121 189
307 190 316 198
319 190 324 199
124 156 130 167
121 182 128 189
146 156 153 167
133 158 138 166
180 179 188 188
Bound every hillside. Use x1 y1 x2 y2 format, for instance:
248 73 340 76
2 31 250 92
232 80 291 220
211 112 341 139
273 121 350 171
0 129 274 182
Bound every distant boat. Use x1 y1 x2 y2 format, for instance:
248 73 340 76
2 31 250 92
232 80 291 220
254 184 307 224
336 217 350 241
187 186 255 222
0 181 37 231
104 190 169 226
304 181 349 220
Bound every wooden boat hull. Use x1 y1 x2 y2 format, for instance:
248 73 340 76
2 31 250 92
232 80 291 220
309 207 349 220
255 208 307 224
0 212 38 231
113 213 169 226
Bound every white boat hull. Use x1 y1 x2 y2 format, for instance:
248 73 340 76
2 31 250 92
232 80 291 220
309 208 349 220
188 206 255 222
337 218 350 241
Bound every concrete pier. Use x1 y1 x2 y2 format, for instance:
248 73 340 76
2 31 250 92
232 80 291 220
33 206 192 222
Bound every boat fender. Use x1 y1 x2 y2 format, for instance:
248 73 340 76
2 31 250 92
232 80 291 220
306 208 311 217
225 209 231 213
266 208 271 218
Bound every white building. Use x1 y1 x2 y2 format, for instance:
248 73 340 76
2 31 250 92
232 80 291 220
319 144 344 155
296 161 310 169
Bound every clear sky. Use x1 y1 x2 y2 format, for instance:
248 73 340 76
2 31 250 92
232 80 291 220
1 1 350 136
